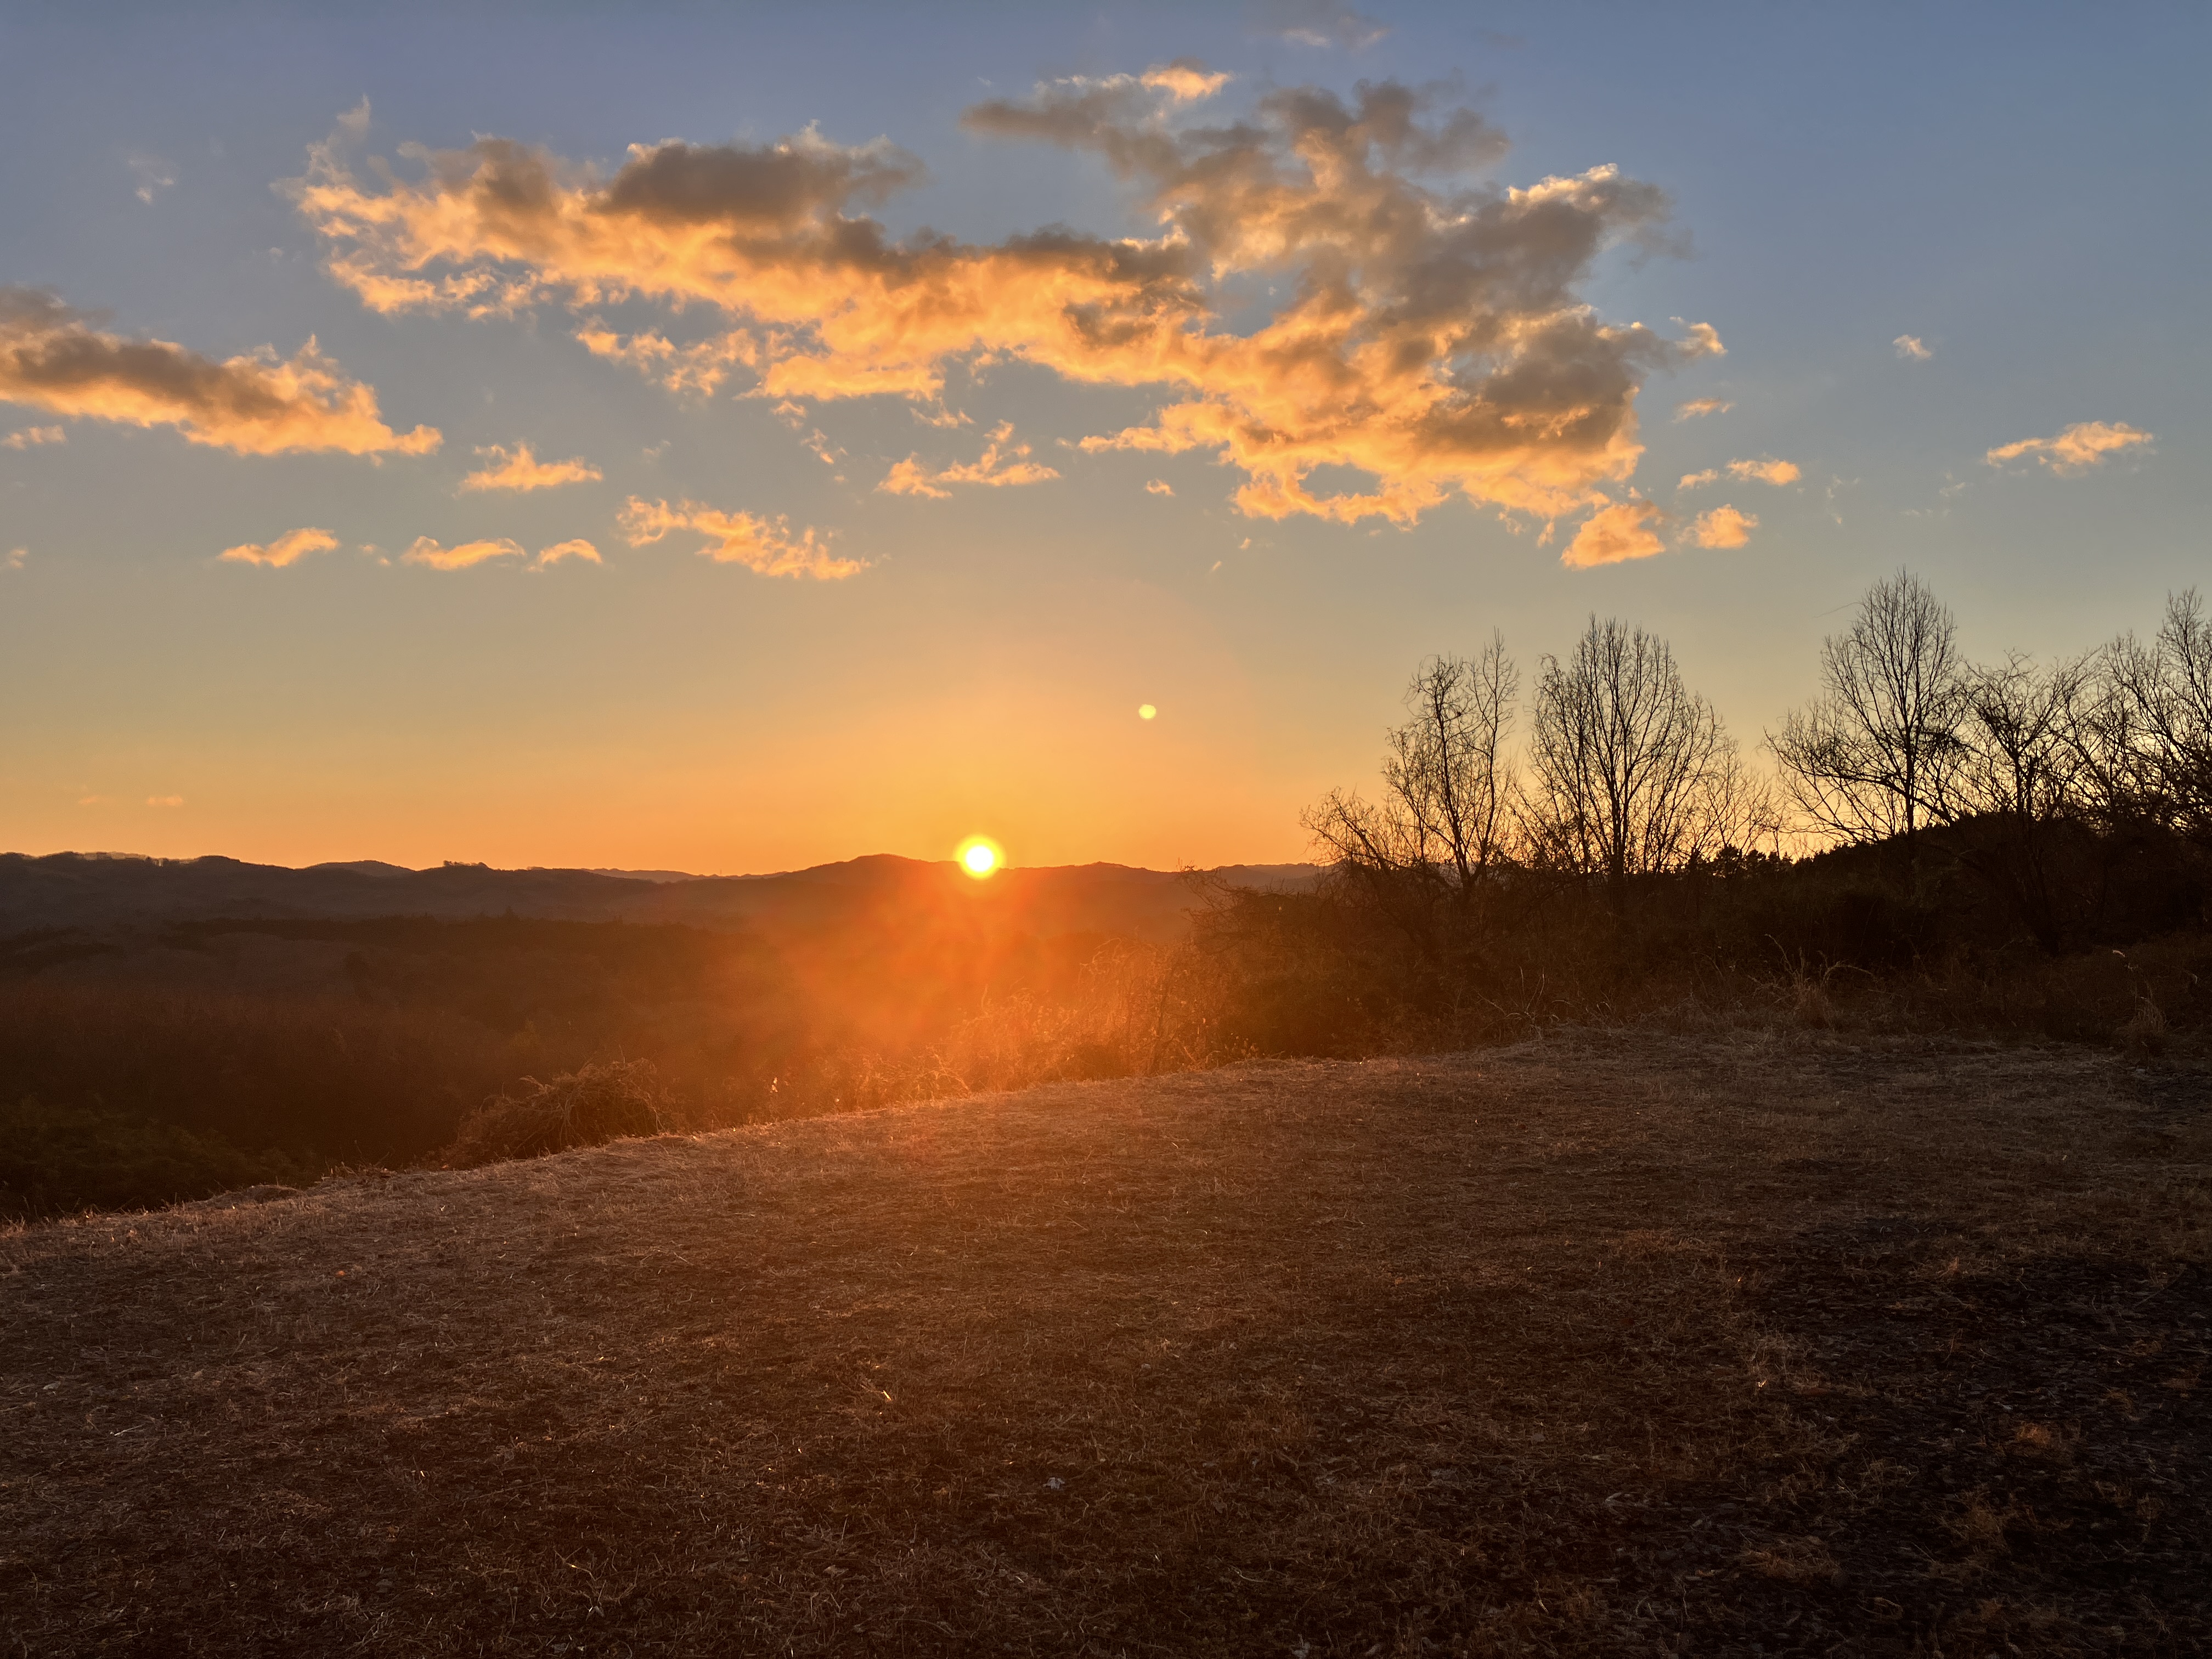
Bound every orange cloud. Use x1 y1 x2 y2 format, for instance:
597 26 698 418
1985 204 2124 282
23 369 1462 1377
1985 420 2153 476
290 80 1714 527
1687 504 1757 548
878 422 1058 498
460 441 601 492
2 424 64 448
533 538 601 567
619 496 861 580
1560 498 1669 568
146 794 184 808
1680 456 1798 489
1141 60 1231 101
403 535 525 569
1894 334 1932 361
0 287 439 456
1673 398 1730 421
1146 478 1174 496
219 526 341 567
1729 456 1798 486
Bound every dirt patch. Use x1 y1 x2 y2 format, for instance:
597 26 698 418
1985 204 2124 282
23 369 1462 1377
2 1031 2207 1655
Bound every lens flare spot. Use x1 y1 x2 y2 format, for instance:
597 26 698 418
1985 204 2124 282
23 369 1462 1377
956 836 1002 878
1137 703 1158 720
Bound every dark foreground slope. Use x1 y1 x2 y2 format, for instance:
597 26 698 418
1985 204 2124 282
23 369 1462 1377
2 1033 2207 1657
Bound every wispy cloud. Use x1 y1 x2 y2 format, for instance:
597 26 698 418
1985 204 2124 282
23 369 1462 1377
879 422 1058 498
1687 504 1757 548
146 794 184 808
1560 498 1669 568
1893 334 1932 362
1146 478 1175 496
2 424 65 449
1680 456 1798 489
532 538 601 568
0 287 438 456
619 497 861 580
459 441 601 493
4 546 25 571
1673 398 1731 422
219 526 340 567
1250 0 1388 48
1985 420 2153 476
403 535 526 570
127 153 176 205
291 78 1711 527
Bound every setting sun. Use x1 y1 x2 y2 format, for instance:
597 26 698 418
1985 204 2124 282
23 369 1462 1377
956 836 1003 878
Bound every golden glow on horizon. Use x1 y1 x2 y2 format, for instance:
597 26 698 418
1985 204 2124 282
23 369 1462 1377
1138 703 1158 720
957 835 1003 878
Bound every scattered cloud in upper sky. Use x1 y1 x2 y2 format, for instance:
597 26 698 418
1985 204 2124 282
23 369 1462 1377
1680 457 1798 489
1687 504 1757 548
1140 59 1232 100
219 526 340 567
1985 420 2153 475
290 76 1714 531
459 441 602 493
126 153 176 205
879 422 1058 499
532 538 601 568
1250 0 1388 49
0 287 439 456
1673 398 1731 421
1560 498 1668 568
403 535 526 569
2 424 64 448
1146 478 1174 496
1894 334 1933 361
619 497 861 580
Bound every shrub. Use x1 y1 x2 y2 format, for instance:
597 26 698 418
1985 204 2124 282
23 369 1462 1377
447 1059 673 1166
0 1097 309 1222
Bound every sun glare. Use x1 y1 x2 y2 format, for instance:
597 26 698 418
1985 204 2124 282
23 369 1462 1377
1138 703 1158 720
956 836 1003 878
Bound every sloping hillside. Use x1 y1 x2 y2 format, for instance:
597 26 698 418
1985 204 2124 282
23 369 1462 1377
3 1034 2207 1655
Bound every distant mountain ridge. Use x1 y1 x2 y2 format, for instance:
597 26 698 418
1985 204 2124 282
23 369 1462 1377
0 851 1321 941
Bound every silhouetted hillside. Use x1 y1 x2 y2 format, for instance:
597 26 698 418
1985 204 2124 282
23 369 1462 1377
0 851 1319 940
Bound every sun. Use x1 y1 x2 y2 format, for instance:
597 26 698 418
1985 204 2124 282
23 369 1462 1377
955 835 1003 879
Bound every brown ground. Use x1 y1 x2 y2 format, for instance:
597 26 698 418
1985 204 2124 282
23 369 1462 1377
2 1030 2208 1657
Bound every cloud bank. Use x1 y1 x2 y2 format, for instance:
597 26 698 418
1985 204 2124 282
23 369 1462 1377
0 288 439 456
290 77 1714 527
1985 420 2152 476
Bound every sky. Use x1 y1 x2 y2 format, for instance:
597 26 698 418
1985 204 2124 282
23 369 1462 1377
2 1 2204 874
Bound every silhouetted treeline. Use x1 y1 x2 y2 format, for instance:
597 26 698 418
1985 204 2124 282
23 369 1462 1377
1245 572 2210 1054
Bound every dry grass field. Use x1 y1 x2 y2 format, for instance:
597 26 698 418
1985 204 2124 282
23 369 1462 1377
3 1030 2208 1656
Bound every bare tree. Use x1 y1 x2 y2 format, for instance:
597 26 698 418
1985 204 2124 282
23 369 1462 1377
1955 650 2093 823
1305 639 1520 897
1522 617 1741 902
2088 590 2212 842
1770 569 1970 847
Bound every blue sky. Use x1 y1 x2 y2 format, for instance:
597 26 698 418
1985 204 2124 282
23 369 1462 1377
2 1 2204 871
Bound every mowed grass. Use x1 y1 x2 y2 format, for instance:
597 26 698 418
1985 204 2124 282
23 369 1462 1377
3 1032 2208 1657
